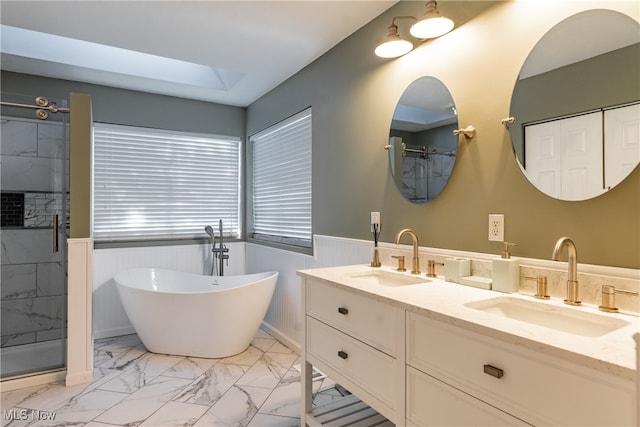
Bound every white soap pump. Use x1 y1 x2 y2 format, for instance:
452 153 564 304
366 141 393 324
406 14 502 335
492 242 519 293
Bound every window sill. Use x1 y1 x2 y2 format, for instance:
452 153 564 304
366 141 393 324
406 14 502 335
246 236 313 256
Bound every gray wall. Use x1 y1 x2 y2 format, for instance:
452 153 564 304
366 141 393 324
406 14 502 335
2 71 247 240
1 72 245 137
3 2 638 268
247 1 639 268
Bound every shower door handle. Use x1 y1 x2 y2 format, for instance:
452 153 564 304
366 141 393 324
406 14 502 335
53 214 59 253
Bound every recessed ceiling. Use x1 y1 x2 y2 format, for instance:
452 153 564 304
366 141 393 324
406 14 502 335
0 1 396 107
519 9 640 79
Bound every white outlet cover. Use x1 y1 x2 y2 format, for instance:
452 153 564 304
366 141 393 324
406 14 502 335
371 211 380 232
371 211 380 224
488 214 504 242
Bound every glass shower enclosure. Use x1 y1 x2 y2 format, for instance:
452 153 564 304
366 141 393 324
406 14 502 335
0 93 69 379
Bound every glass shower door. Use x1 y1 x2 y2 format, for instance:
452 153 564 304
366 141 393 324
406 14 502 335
0 93 69 379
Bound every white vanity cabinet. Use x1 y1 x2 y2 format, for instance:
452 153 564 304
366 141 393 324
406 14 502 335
406 311 636 427
406 366 529 427
301 278 404 426
300 267 636 427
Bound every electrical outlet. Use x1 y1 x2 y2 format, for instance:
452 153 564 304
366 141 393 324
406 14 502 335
488 214 504 242
371 212 380 232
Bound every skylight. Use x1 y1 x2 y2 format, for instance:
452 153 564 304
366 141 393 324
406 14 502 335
0 25 244 91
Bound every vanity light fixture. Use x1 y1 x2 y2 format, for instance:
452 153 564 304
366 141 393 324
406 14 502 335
410 0 455 39
374 1 454 58
374 18 414 58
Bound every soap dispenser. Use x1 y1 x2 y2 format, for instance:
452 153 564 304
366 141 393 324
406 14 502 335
492 242 519 293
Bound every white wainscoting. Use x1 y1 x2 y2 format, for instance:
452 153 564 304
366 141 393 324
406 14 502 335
246 235 373 352
91 235 639 353
67 238 94 386
92 243 246 339
91 236 374 347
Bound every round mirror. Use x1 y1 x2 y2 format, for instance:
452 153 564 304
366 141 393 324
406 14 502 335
509 10 640 201
388 76 458 203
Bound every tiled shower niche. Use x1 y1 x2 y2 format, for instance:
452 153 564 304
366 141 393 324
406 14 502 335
1 192 24 227
1 116 68 349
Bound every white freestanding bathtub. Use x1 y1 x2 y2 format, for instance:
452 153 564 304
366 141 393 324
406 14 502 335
114 268 278 358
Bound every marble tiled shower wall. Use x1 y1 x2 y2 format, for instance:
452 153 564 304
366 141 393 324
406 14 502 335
401 152 454 203
0 116 68 348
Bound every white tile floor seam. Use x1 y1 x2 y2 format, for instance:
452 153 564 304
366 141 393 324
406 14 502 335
1 330 342 427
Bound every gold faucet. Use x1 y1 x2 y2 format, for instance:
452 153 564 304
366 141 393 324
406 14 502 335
552 237 581 306
395 229 420 274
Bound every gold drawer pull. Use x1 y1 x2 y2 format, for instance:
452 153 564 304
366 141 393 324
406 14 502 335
337 307 349 315
338 350 349 360
483 364 503 379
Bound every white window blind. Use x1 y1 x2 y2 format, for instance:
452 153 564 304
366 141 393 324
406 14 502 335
93 123 241 241
251 109 312 247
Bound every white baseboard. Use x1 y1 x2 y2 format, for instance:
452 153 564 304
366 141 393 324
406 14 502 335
94 326 136 340
66 370 93 386
261 320 301 355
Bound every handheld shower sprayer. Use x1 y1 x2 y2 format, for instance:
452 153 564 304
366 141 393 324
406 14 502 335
204 225 216 275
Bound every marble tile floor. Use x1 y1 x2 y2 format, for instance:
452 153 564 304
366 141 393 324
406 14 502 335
1 330 344 427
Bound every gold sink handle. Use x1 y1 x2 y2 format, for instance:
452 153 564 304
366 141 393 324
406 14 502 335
427 259 444 278
392 255 406 272
599 285 638 313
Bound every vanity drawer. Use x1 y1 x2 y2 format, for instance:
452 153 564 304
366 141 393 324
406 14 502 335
406 312 635 426
406 366 529 427
306 316 398 410
306 279 401 355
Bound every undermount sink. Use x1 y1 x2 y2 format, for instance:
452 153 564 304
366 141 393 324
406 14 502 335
346 270 429 287
464 296 631 337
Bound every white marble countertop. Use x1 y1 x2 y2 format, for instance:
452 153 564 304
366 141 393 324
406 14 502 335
298 264 639 381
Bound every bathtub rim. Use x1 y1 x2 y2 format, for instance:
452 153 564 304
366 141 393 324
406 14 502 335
114 267 278 294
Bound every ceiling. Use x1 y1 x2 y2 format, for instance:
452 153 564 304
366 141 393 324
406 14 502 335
519 8 640 79
0 1 396 107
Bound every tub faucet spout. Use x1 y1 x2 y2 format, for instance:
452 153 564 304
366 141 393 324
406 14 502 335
395 228 420 274
551 237 580 306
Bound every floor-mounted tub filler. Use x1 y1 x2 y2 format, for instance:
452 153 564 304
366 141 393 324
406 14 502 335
114 268 278 358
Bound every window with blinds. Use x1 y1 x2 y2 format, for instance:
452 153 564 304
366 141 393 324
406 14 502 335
93 123 241 242
250 108 312 248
